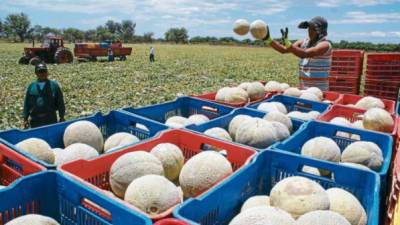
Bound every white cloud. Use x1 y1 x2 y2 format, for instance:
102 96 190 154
331 11 400 24
317 0 400 7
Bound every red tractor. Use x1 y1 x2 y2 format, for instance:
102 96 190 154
18 36 74 65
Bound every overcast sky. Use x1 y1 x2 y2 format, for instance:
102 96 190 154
1 0 400 43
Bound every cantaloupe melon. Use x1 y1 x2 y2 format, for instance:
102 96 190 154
104 132 139 152
305 87 323 100
270 176 330 218
150 143 184 181
250 20 268 40
265 81 282 92
165 116 191 128
263 111 293 132
233 19 250 35
63 121 104 153
204 127 232 142
225 87 249 104
188 114 209 125
110 151 164 198
341 141 383 171
16 138 54 164
257 102 287 114
283 87 302 97
280 83 290 91
330 117 352 138
228 115 253 138
229 206 295 225
124 175 181 215
340 162 371 171
54 143 99 165
326 188 367 225
5 214 60 225
246 82 265 101
302 166 321 176
270 122 290 141
295 210 351 225
179 151 232 198
216 87 230 101
355 96 385 110
363 108 394 133
300 92 320 102
235 118 278 148
241 196 270 212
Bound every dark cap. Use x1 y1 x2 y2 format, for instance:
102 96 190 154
35 63 48 74
298 16 328 30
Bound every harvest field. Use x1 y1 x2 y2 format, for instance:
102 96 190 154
0 43 298 130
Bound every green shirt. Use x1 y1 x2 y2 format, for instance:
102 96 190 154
23 79 65 120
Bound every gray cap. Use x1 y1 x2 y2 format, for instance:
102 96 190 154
298 16 328 36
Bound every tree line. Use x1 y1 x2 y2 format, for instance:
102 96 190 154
0 12 399 51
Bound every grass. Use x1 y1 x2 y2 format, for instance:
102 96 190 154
0 43 299 130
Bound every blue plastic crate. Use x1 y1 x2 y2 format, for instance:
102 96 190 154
174 150 380 225
121 97 234 127
0 171 151 225
185 108 305 150
274 120 392 184
247 94 330 115
0 110 168 169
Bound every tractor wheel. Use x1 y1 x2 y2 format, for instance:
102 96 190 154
54 48 73 64
29 57 41 66
119 55 127 61
18 56 29 65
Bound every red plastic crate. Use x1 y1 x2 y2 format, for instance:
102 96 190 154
386 143 400 225
337 94 396 114
364 79 400 100
318 104 398 136
0 143 45 186
323 91 343 104
328 76 360 94
367 53 400 65
193 91 273 108
367 64 400 71
330 50 364 78
59 129 256 221
366 70 400 79
153 219 188 225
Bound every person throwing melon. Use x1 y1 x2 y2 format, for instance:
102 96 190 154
234 17 332 91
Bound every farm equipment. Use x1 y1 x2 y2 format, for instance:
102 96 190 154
74 41 132 61
19 36 73 65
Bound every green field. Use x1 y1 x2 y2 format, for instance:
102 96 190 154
0 43 299 130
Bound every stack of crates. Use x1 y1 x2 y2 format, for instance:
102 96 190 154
364 53 400 100
329 50 364 94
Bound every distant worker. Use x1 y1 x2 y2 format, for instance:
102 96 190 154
265 16 332 91
149 46 155 63
108 48 114 62
23 63 65 129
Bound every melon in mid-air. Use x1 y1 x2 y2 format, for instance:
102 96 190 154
16 138 55 164
5 214 60 225
109 151 164 197
104 132 140 152
124 175 181 215
150 143 185 181
233 19 250 35
249 20 268 40
270 176 330 218
63 120 104 153
179 151 232 198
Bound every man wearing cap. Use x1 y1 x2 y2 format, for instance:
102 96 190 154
23 63 66 128
264 16 332 90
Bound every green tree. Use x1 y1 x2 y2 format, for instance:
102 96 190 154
96 26 113 41
105 20 122 35
143 32 154 43
165 27 188 44
63 28 85 43
85 29 97 41
120 20 136 42
4 13 31 42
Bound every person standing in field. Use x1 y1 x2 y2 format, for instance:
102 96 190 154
108 48 114 62
264 16 332 91
149 46 155 63
23 63 65 129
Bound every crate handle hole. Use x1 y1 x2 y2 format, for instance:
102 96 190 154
129 122 149 133
300 165 334 180
201 106 219 113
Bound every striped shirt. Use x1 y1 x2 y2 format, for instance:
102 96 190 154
298 38 332 91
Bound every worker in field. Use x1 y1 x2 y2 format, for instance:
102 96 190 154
149 46 155 63
108 48 114 62
265 16 332 91
23 63 65 129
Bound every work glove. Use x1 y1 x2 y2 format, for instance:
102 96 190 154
262 26 273 45
23 120 29 129
280 27 292 48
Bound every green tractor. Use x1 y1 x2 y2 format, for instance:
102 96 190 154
19 36 73 65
